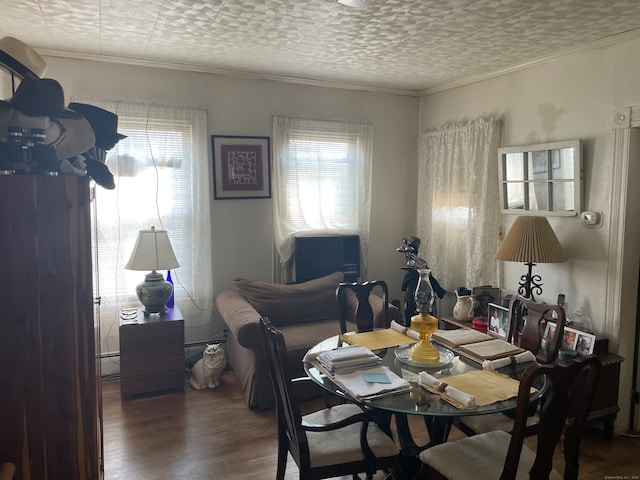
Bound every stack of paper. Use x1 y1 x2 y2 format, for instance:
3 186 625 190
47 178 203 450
333 366 412 401
316 346 381 374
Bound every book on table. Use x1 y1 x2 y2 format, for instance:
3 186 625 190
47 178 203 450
430 328 493 349
431 328 524 364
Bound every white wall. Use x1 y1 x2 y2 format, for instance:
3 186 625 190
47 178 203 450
419 36 640 433
42 57 419 339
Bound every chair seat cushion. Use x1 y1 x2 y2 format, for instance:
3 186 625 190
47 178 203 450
460 411 539 434
304 404 399 468
419 430 561 480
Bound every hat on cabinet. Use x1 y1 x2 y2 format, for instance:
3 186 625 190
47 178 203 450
0 36 46 78
69 102 127 150
0 77 95 160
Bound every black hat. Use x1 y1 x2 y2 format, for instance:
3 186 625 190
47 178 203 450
1 76 83 119
68 102 127 150
0 77 96 160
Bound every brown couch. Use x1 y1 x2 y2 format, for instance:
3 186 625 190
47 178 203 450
215 271 401 410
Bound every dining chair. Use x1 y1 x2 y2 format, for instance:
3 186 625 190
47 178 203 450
418 354 601 480
455 295 567 438
259 317 400 480
336 280 390 333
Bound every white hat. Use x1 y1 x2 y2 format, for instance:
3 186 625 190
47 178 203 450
0 36 46 78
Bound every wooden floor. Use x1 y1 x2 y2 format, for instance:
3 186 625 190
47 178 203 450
102 371 640 480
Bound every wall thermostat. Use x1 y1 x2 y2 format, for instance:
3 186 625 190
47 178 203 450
579 210 602 227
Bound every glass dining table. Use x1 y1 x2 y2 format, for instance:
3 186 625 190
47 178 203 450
303 334 547 469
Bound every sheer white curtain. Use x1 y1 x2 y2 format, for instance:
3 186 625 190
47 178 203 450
272 114 372 282
77 99 212 354
417 117 502 291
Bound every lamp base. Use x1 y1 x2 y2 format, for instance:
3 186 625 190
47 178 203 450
135 271 174 316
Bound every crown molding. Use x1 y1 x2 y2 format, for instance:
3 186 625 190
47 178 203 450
37 49 421 97
37 28 640 98
419 29 640 96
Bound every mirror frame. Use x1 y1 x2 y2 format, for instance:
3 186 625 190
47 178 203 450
498 139 582 216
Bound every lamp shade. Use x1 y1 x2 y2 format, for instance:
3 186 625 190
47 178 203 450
496 216 568 264
125 226 180 271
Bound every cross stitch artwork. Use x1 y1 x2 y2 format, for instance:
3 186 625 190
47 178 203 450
221 144 263 191
212 135 271 199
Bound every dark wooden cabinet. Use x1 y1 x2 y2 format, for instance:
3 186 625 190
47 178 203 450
0 176 101 480
119 306 185 401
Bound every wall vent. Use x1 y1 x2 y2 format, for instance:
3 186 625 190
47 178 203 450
293 235 360 283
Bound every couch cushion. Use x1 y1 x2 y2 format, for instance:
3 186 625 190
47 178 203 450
234 271 344 326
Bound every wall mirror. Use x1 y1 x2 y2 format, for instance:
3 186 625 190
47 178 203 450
498 140 582 216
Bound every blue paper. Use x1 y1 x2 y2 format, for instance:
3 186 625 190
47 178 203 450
362 372 391 384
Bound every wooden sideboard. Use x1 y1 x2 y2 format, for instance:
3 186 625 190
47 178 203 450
0 175 101 479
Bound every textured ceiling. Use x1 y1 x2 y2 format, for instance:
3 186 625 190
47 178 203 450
1 0 640 95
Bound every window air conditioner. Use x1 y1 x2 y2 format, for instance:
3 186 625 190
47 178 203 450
293 235 360 283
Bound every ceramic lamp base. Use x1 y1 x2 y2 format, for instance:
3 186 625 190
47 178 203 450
135 270 173 316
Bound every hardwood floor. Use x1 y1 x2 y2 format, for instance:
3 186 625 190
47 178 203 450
102 371 640 479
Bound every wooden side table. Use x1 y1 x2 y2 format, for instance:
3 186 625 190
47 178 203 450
119 306 185 401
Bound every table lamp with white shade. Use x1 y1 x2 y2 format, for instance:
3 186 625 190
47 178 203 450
495 216 568 301
125 226 179 316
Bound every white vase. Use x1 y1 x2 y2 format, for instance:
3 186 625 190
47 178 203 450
453 292 476 321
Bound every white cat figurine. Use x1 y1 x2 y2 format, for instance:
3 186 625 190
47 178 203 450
189 343 226 390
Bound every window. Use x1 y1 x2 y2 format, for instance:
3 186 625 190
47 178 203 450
498 140 582 216
83 100 212 355
272 115 372 276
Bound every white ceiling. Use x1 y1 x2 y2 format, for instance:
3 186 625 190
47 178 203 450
2 0 640 95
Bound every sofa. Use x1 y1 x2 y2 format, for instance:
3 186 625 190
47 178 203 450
216 271 402 410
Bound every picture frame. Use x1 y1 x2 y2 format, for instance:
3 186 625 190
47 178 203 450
574 331 596 356
543 321 557 341
487 303 510 341
562 326 579 350
212 135 271 199
472 286 500 317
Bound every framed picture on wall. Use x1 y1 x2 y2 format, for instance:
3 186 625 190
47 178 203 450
212 135 271 199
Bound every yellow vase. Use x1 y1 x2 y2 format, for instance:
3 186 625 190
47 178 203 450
408 312 440 363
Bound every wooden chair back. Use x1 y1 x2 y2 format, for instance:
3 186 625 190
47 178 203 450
336 280 389 333
508 294 566 364
259 316 399 480
259 317 307 470
503 355 601 480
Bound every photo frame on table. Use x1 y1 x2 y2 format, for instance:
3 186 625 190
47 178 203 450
472 286 500 317
487 303 510 341
543 321 558 341
574 331 596 356
562 326 579 350
212 135 271 199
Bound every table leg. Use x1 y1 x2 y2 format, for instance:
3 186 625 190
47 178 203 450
392 414 454 478
423 416 453 447
393 413 424 477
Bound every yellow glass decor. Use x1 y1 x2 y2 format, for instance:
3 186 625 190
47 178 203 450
409 311 440 362
408 268 440 363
